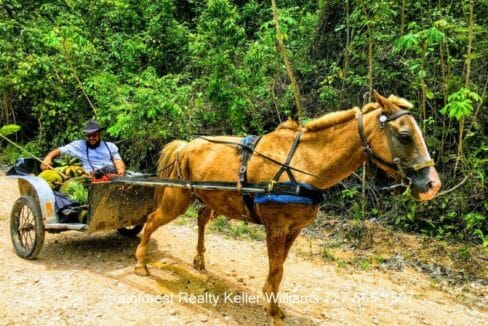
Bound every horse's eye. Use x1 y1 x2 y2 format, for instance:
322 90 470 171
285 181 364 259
398 132 412 145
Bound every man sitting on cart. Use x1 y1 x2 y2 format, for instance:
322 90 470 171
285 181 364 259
41 120 126 177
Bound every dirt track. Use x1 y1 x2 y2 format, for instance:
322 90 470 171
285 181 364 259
0 174 486 325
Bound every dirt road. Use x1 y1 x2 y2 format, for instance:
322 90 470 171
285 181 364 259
0 175 486 325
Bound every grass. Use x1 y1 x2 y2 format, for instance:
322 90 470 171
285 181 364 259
174 204 199 226
175 204 265 241
321 246 335 261
210 216 265 241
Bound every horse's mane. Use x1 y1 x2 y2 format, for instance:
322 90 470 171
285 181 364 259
304 107 362 132
275 119 301 131
276 95 413 132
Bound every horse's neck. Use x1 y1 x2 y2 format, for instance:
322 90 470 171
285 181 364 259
298 111 378 189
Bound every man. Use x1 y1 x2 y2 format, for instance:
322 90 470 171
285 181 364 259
41 120 126 176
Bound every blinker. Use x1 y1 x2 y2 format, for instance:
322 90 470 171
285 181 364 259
379 115 388 128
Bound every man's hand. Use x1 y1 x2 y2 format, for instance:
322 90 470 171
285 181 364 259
40 158 52 171
114 159 126 176
41 148 61 171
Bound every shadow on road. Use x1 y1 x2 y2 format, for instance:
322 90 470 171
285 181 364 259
27 229 316 325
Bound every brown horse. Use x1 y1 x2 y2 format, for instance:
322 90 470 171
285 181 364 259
134 91 441 324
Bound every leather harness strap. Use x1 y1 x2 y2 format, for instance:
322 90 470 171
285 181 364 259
238 132 305 224
198 136 324 180
198 134 323 224
239 136 263 224
357 111 404 169
273 131 303 183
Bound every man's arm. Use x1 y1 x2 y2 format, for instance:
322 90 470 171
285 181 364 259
114 159 126 175
41 148 61 170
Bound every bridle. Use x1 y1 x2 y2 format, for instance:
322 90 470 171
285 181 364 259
357 109 435 185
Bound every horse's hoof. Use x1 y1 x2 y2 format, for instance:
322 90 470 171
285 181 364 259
267 306 286 323
270 316 285 326
134 264 149 276
193 255 206 271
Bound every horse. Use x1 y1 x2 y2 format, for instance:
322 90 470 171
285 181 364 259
134 91 441 325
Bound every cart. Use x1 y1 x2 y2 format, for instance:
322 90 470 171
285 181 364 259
7 158 155 259
8 155 323 260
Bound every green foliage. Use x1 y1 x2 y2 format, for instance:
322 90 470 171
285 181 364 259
0 144 24 164
441 88 482 120
0 124 20 136
64 182 88 204
456 246 471 261
0 0 486 245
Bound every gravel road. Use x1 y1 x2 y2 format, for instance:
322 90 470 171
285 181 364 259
0 174 486 325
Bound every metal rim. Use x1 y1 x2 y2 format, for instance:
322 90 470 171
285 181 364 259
15 203 36 252
10 196 45 259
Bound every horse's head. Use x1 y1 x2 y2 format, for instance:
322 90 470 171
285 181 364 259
363 91 441 201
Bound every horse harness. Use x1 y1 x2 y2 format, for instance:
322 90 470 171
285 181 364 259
239 135 262 223
200 134 324 224
199 108 435 224
237 132 308 223
357 109 435 185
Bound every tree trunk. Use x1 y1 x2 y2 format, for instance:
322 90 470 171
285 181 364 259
455 0 474 172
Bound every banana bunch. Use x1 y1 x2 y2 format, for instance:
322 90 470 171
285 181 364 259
53 155 88 179
54 165 89 178
53 155 82 168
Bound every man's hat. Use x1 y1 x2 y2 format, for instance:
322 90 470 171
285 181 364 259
83 120 103 134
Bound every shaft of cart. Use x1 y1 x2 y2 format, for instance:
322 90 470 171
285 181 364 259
111 176 272 193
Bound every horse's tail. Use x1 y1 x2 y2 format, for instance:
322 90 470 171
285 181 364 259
153 140 188 205
157 140 188 179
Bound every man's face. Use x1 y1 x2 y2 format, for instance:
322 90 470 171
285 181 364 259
86 131 101 148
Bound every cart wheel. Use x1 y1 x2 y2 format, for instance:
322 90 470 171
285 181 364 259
10 196 45 259
117 224 143 237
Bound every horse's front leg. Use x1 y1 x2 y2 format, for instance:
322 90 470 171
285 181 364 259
262 224 287 325
193 206 213 270
135 209 165 276
135 188 191 276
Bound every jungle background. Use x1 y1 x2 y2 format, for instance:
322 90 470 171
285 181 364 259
0 0 486 246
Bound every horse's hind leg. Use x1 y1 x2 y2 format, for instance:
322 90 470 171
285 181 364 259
135 188 191 276
193 206 213 270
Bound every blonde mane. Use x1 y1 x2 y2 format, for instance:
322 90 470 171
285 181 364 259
387 94 413 109
304 107 361 132
275 118 301 131
275 95 413 133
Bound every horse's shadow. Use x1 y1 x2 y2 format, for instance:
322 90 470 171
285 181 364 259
32 230 145 271
29 231 318 325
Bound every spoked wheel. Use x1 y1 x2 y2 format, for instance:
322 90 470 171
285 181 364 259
117 224 143 237
10 196 45 259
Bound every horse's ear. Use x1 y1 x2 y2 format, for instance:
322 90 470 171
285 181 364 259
373 90 394 114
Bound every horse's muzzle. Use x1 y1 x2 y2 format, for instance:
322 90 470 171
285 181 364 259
411 166 441 201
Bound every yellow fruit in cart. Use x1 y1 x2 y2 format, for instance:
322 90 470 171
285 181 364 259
38 170 63 189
